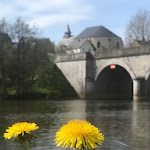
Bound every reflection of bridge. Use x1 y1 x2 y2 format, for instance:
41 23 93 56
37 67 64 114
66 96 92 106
55 46 150 100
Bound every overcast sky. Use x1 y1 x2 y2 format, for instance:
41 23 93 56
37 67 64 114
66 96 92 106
0 0 150 43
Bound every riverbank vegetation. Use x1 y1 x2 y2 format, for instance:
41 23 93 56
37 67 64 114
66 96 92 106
0 17 77 100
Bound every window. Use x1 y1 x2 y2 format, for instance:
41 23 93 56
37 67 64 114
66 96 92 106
97 41 100 48
117 42 119 48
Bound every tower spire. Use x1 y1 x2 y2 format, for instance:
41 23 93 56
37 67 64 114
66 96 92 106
63 24 72 38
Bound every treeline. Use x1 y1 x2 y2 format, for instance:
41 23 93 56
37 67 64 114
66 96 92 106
0 17 77 100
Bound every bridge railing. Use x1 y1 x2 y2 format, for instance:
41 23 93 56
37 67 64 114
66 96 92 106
93 45 150 59
55 53 86 62
55 45 150 62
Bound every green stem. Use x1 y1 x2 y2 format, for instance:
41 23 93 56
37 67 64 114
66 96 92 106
23 141 30 150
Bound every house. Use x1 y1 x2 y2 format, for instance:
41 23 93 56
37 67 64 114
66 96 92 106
131 40 150 47
57 25 123 54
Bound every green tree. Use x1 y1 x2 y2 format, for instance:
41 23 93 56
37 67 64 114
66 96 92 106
0 17 75 100
9 36 55 96
9 17 40 96
35 62 77 99
0 33 12 97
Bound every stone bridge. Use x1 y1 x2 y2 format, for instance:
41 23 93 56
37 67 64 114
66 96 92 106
55 46 150 100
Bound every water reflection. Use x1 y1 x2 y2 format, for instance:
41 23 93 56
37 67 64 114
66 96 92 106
0 99 150 150
131 101 150 149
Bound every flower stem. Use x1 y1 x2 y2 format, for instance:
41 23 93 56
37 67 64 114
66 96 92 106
23 141 30 150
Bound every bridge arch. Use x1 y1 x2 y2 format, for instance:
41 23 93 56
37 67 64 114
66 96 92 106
145 67 150 80
145 67 150 97
95 59 136 81
94 60 135 99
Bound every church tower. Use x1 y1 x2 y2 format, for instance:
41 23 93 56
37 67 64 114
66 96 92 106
63 24 72 38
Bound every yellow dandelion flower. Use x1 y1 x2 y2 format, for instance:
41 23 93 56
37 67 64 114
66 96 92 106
55 119 104 150
4 122 39 139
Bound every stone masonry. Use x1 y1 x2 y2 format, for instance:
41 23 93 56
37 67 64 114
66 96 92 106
55 45 150 100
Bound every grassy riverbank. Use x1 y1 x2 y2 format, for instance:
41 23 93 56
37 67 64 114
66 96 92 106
1 62 77 100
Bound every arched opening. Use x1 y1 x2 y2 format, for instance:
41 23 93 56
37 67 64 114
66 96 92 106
145 75 150 97
97 41 100 48
94 65 133 99
117 42 119 48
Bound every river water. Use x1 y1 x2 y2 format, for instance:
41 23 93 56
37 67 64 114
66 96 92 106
0 99 150 150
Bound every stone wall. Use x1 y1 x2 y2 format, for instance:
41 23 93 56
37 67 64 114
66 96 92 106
90 37 123 49
56 60 86 99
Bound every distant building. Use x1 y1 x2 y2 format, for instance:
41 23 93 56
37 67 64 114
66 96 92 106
57 25 123 54
63 24 72 38
0 33 12 43
0 33 12 49
131 40 150 47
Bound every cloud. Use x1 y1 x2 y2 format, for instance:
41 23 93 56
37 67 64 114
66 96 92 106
13 0 72 12
0 0 94 27
27 14 90 28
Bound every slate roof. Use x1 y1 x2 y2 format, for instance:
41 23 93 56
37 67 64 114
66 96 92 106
59 36 96 50
75 26 120 39
70 39 87 49
59 36 76 47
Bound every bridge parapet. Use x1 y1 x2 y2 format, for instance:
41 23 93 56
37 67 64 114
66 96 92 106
56 45 150 63
93 45 150 59
55 53 86 63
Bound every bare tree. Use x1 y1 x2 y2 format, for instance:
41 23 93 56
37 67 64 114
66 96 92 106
55 44 70 56
0 18 10 34
10 17 40 42
125 10 150 47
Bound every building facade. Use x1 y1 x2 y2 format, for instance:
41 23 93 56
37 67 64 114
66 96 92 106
57 25 123 54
